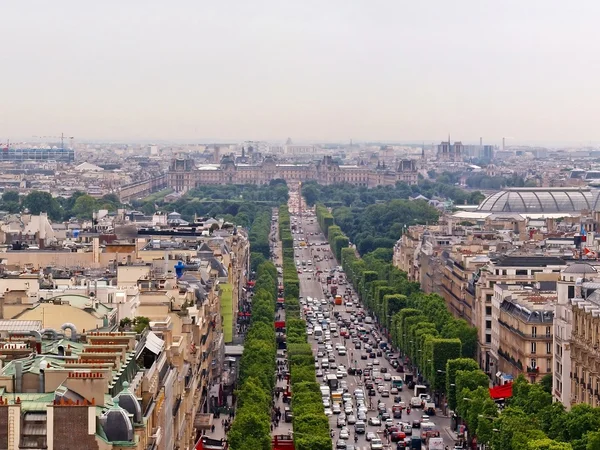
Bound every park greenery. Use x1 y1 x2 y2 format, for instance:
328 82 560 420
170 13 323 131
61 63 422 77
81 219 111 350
301 177 485 209
315 202 600 449
279 205 331 450
228 261 278 450
0 190 124 221
132 181 289 220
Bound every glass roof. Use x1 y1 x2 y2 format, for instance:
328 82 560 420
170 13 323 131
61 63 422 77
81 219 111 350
477 188 600 213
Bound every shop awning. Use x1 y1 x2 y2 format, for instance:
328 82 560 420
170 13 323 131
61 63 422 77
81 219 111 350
489 382 512 399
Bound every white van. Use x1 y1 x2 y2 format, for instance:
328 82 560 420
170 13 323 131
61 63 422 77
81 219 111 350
364 317 373 324
314 326 323 338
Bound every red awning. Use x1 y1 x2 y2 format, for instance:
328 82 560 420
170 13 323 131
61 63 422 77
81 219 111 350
247 281 255 287
277 298 285 303
275 321 285 328
489 382 512 399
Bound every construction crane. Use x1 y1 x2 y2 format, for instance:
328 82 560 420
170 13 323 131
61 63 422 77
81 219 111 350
31 133 74 150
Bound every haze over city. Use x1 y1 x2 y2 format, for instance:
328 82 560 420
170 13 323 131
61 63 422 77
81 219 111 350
3 1 599 145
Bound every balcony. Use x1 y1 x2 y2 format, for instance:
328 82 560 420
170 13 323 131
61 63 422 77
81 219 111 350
527 367 539 374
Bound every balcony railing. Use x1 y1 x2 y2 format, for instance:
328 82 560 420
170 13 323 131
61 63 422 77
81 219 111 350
526 367 539 374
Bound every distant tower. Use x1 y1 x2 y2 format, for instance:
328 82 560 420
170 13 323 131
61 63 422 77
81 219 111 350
502 137 505 151
241 146 246 158
214 146 221 163
421 142 425 159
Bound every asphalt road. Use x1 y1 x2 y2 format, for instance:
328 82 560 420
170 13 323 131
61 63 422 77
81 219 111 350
289 195 456 450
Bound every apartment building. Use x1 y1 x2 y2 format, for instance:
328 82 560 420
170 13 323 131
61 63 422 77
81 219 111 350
553 263 596 409
494 284 556 384
477 256 566 376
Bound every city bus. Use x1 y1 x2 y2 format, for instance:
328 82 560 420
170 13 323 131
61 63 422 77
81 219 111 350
335 294 343 305
391 376 403 391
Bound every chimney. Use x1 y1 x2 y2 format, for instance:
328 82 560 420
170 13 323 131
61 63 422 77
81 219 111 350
15 361 22 392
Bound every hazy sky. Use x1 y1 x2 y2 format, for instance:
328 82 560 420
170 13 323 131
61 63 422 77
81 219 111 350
2 1 599 144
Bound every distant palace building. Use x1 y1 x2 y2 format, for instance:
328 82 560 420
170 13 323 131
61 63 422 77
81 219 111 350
167 155 419 191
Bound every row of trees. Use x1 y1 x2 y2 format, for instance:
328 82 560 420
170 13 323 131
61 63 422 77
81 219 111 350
332 199 440 255
279 205 331 450
315 206 478 396
316 206 600 449
302 178 485 209
248 209 273 272
228 262 278 450
0 190 124 221
132 181 289 218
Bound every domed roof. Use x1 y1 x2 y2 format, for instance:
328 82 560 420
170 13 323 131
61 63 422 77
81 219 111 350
477 188 600 214
100 397 134 442
563 263 598 274
113 381 142 423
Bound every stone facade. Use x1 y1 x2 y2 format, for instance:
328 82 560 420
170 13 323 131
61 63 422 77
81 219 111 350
167 155 419 191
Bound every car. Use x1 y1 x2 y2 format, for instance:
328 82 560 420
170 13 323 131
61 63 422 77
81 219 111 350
412 419 421 428
381 411 391 421
370 438 384 450
354 421 366 434
332 403 342 414
366 432 377 442
337 416 347 428
384 373 392 381
347 414 357 425
368 417 381 426
369 352 376 358
384 419 394 428
323 398 331 408
373 359 380 365
324 408 333 416
344 405 353 415
377 402 387 412
368 388 376 396
357 411 367 421
361 354 369 360
410 397 422 408
401 423 412 435
335 440 347 449
339 427 350 440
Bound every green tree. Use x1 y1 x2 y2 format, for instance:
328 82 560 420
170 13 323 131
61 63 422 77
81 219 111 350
540 373 553 394
22 191 63 220
446 358 481 410
2 191 19 203
133 316 150 334
72 194 98 218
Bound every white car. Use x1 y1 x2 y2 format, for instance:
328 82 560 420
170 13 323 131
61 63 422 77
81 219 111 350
324 408 333 416
332 403 342 414
368 417 381 426
373 359 380 365
411 397 422 408
370 438 384 450
339 427 350 440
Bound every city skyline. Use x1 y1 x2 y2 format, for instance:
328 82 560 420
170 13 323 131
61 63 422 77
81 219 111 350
3 1 600 143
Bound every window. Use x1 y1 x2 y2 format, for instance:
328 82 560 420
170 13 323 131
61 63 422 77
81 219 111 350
546 327 551 337
531 358 537 368
531 342 537 354
486 306 492 316
486 320 492 329
485 334 491 344
547 359 552 372
568 285 575 299
547 342 551 354
486 294 493 303
516 269 528 276
532 327 537 338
